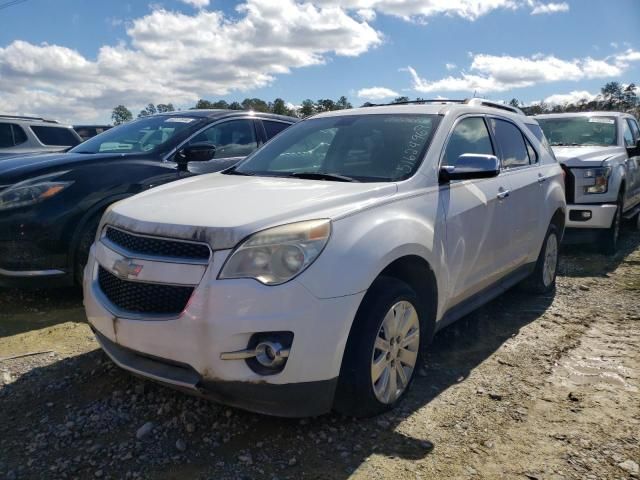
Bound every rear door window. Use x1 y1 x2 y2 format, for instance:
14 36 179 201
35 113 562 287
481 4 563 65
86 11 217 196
30 126 81 146
0 123 14 148
526 123 555 159
263 120 291 140
626 119 640 143
489 119 530 169
622 121 635 147
442 117 494 167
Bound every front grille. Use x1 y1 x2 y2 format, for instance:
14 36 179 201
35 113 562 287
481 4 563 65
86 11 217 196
105 227 210 261
98 266 194 315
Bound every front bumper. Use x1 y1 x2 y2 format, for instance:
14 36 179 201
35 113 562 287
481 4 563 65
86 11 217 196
565 203 617 229
83 239 364 417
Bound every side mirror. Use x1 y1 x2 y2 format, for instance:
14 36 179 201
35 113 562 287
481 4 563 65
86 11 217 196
175 142 217 171
439 154 500 182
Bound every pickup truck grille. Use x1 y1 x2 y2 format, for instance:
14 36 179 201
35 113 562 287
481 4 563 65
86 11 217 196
565 168 576 203
98 266 194 316
105 227 210 262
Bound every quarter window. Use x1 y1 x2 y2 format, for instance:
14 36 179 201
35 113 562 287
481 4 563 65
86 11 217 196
189 120 258 159
443 117 494 167
489 119 530 169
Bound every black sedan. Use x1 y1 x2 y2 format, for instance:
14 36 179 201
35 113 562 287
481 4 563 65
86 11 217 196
0 110 297 287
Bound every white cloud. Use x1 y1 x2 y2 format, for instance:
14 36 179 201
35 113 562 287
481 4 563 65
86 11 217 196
530 2 569 15
316 0 520 21
356 86 399 100
180 0 210 8
0 0 382 122
445 62 457 70
405 50 640 94
544 90 597 105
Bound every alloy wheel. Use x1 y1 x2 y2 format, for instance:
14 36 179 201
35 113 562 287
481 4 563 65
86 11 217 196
371 300 420 404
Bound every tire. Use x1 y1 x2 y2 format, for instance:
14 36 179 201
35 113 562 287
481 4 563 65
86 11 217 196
599 196 623 255
73 215 101 285
334 277 427 417
521 223 560 294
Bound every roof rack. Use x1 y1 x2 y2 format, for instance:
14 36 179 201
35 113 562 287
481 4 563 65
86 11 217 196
464 98 524 115
366 99 466 107
364 98 524 115
0 114 59 123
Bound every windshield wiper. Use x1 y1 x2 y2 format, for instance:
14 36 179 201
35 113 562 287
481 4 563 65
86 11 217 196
223 166 254 176
550 142 579 146
288 172 358 182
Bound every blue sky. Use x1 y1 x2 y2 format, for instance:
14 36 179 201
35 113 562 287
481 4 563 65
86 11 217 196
0 0 638 122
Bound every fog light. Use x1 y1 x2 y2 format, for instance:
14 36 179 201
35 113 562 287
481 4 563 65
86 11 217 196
569 210 592 221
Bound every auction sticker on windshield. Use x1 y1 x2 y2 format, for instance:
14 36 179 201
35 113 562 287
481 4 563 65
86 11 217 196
588 117 615 124
164 118 195 123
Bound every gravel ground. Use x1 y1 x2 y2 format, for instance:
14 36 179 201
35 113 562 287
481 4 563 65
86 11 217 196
1 230 639 480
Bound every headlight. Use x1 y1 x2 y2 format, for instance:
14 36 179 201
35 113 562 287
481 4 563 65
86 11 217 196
219 219 331 285
0 172 74 211
584 167 610 194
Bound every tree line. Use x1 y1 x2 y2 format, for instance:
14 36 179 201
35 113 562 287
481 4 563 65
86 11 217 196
110 81 639 125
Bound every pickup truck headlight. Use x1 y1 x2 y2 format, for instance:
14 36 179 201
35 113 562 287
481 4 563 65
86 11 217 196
583 167 611 194
0 173 74 211
219 219 331 285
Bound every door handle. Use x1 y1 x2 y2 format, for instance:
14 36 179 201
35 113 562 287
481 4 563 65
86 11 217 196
497 189 510 200
537 175 547 184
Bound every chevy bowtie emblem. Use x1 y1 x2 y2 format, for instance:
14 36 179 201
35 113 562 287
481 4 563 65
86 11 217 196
112 259 143 278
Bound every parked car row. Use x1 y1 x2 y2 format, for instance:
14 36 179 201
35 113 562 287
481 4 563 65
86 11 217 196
2 101 639 417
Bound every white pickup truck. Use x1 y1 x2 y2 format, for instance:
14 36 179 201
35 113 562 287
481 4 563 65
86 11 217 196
536 112 640 253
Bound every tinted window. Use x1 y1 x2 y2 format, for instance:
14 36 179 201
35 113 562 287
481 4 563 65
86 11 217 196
443 117 494 166
0 123 14 148
263 120 291 140
489 119 529 169
190 120 258 159
623 121 635 147
526 123 555 159
31 126 80 147
525 137 538 163
628 119 640 142
233 114 439 182
12 125 27 145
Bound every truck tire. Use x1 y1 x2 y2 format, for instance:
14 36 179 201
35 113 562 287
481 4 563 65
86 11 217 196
599 196 623 255
521 223 559 294
334 276 427 417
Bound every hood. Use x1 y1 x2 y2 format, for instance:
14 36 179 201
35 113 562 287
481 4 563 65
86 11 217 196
0 152 162 183
103 173 398 250
552 145 626 168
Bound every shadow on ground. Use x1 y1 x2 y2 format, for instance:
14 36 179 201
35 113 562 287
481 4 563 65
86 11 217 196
559 227 640 278
0 283 554 479
0 287 84 338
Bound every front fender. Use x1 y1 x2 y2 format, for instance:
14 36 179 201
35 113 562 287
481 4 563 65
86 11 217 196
297 194 443 300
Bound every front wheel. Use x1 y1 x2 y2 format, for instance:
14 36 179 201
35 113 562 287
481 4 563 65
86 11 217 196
521 224 559 294
334 277 425 417
599 198 623 255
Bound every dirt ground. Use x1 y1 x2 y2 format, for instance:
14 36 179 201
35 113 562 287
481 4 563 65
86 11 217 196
1 231 639 480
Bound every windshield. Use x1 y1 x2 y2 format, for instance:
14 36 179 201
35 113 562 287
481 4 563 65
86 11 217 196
230 114 439 182
70 116 203 154
537 116 617 147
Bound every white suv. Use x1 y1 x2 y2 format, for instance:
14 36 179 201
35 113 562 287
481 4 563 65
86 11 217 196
84 100 566 417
